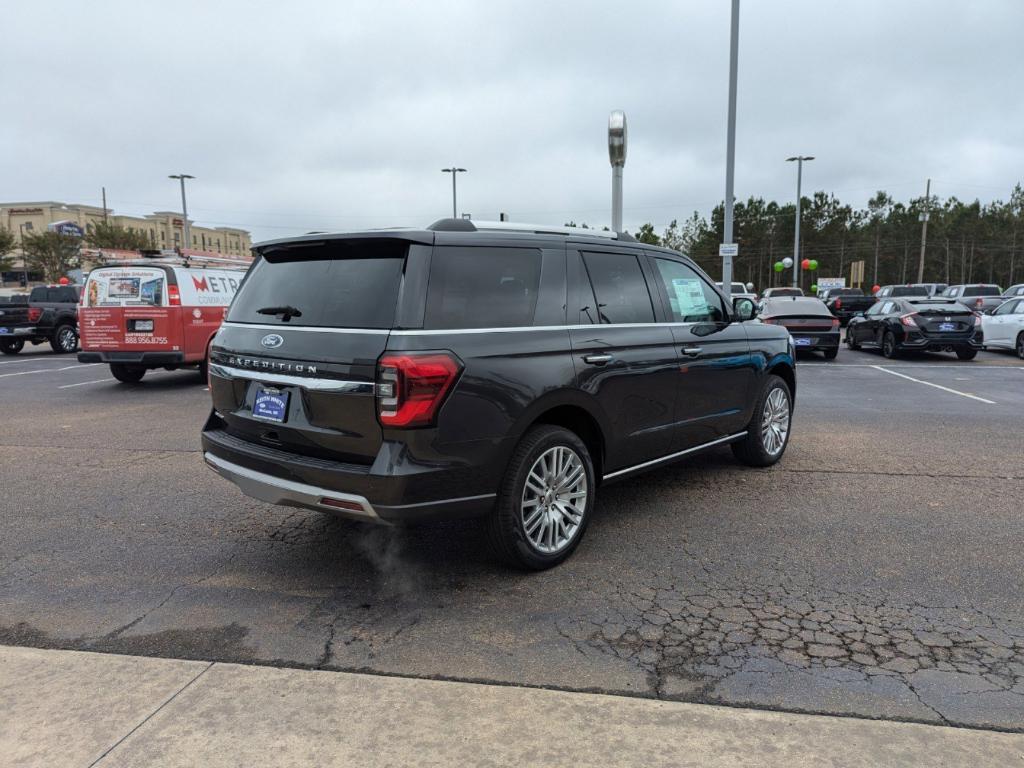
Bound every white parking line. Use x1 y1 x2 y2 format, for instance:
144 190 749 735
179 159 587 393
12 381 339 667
870 365 996 404
58 378 110 389
0 363 99 378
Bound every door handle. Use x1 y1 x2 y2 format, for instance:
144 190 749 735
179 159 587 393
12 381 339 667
583 353 612 365
681 347 703 357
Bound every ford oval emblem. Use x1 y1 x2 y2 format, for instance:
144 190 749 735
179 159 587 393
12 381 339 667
261 333 284 349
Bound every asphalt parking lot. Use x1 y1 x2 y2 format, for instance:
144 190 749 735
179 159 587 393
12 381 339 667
1 340 1022 732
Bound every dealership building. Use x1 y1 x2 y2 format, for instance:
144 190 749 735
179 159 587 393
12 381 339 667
1 201 252 275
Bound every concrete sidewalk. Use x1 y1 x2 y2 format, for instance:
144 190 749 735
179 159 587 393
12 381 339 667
2 645 1022 767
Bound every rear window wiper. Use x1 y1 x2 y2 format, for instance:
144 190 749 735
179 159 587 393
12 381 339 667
257 305 303 321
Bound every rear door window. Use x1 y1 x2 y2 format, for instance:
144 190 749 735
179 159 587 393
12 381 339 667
651 258 726 323
580 252 654 325
424 246 541 329
228 240 407 328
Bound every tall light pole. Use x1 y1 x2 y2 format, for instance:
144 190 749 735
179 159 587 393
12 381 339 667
441 167 466 218
168 174 194 251
608 110 627 233
786 156 813 288
721 0 740 301
18 221 33 286
916 178 931 283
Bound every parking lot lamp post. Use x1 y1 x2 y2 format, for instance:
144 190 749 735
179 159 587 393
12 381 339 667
168 174 194 252
786 156 813 288
18 221 33 286
441 167 466 218
721 0 740 301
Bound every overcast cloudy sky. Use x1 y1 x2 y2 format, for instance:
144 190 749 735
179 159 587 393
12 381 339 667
2 0 1022 241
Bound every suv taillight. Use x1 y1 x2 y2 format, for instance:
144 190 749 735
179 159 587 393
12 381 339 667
168 285 181 306
28 307 42 322
834 298 842 309
974 297 984 308
377 352 462 428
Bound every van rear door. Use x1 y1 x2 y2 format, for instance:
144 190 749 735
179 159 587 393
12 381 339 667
208 238 419 465
80 266 182 353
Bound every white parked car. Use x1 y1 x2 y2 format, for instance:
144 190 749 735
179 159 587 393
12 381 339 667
981 297 1024 358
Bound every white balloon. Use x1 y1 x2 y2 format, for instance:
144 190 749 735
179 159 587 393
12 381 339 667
782 257 794 269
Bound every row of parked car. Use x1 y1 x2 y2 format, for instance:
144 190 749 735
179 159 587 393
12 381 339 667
713 281 1024 362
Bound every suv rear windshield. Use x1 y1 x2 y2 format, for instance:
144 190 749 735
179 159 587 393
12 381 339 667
963 286 1000 296
228 240 407 328
889 286 929 296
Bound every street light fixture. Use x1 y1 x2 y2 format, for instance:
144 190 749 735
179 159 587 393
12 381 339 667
786 156 814 288
18 221 33 287
441 167 466 219
168 174 195 252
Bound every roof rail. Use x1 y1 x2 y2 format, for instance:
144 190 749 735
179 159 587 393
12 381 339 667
428 218 627 240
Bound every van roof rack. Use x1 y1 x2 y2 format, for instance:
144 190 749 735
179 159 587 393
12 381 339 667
427 218 632 241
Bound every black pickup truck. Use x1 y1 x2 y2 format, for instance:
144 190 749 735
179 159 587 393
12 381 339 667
820 288 876 326
0 285 81 355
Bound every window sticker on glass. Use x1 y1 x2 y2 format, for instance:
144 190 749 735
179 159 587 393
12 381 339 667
671 278 709 316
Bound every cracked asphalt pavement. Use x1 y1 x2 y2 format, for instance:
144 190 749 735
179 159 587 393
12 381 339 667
1 345 1023 731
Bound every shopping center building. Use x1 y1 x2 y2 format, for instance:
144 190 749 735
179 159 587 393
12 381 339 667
1 201 252 276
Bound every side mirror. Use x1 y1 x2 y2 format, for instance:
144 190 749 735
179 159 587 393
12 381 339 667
733 297 757 321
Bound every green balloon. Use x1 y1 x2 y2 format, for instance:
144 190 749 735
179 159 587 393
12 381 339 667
773 262 784 272
810 283 818 293
809 259 819 270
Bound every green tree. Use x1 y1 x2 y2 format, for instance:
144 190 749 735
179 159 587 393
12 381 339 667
0 227 16 273
86 221 150 250
22 231 81 282
635 223 660 245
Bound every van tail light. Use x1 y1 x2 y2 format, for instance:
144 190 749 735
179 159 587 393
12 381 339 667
900 313 918 328
168 285 181 306
377 352 462 428
28 307 42 323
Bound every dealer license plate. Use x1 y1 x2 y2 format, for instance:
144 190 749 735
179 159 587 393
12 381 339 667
793 337 813 347
937 322 956 332
253 387 289 423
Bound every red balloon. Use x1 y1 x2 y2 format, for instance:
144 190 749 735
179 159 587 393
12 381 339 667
801 258 811 270
871 284 881 294
58 276 70 285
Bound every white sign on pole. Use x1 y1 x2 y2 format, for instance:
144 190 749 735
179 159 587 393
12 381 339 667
817 277 846 290
719 243 739 258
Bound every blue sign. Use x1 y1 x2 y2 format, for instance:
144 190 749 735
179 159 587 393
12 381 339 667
48 220 85 237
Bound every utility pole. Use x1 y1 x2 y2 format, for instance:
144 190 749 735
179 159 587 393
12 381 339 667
720 0 741 301
101 187 108 225
168 174 194 251
786 155 814 288
916 178 931 282
441 167 466 218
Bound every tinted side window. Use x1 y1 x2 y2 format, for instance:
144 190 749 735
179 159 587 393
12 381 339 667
425 247 541 329
652 258 726 323
29 287 47 302
580 252 654 325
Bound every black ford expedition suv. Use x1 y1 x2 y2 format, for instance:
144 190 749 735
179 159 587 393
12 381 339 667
202 220 796 569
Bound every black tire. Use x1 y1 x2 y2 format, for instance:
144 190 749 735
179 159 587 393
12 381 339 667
110 363 146 384
731 374 792 468
486 425 595 570
1016 333 1024 360
0 339 24 355
846 331 860 351
881 331 899 359
50 324 79 354
955 348 977 361
823 347 839 360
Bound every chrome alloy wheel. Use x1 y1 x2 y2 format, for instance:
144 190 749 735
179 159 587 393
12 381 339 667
761 387 790 457
58 327 77 352
520 446 588 554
